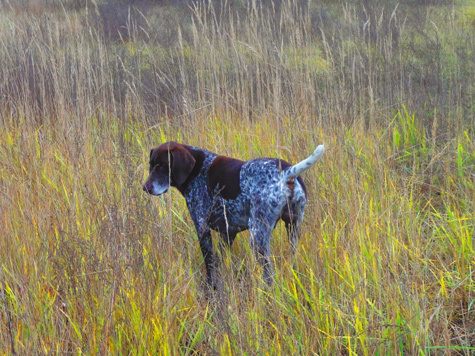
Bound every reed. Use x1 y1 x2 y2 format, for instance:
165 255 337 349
0 0 474 354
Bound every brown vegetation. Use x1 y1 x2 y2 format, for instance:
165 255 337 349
0 0 474 354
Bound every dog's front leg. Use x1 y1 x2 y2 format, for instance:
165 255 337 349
197 225 219 289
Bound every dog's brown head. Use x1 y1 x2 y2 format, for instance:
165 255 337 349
142 141 197 195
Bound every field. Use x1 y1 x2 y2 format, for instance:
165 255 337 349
0 0 474 355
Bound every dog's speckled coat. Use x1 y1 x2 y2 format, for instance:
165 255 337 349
143 141 324 285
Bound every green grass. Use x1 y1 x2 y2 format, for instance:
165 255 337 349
1 0 475 354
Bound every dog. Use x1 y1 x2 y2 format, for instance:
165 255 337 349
143 141 324 286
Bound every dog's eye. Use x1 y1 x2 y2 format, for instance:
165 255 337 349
151 163 163 171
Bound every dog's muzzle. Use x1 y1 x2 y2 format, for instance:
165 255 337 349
142 183 153 194
142 181 169 195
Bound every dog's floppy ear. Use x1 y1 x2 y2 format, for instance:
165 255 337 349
150 149 154 159
171 145 196 186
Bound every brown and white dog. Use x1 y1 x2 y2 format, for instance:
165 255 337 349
143 142 324 285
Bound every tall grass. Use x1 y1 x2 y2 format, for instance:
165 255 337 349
1 0 474 354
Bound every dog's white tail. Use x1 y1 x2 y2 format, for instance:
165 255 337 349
282 144 325 180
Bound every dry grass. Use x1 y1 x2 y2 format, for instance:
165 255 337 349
1 0 474 355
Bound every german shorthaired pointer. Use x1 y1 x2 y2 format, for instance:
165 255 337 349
143 141 325 286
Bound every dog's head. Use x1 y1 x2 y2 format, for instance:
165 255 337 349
142 142 196 196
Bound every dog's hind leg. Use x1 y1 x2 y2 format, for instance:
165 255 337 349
285 219 302 256
284 205 305 256
249 201 280 285
282 189 306 256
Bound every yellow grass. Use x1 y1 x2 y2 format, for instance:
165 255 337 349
1 1 474 355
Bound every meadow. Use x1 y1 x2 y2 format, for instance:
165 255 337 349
0 0 474 354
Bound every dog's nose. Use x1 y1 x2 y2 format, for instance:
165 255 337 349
142 184 150 193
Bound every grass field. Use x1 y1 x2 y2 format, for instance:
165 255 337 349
1 0 474 355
